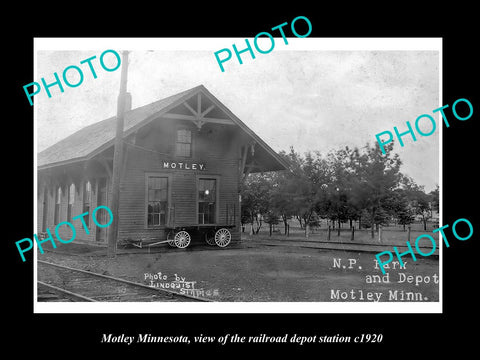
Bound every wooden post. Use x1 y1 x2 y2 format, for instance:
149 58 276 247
407 226 411 243
328 226 331 241
351 226 355 241
107 51 129 258
378 225 382 243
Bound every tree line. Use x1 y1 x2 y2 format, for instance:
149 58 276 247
240 142 439 238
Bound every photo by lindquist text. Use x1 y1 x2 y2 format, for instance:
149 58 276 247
31 36 442 313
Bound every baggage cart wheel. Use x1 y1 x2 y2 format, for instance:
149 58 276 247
205 229 216 246
166 230 176 247
215 228 231 247
174 230 191 248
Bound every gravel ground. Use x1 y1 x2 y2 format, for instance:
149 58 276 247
37 242 439 302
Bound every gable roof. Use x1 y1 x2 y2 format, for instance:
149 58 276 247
37 85 288 172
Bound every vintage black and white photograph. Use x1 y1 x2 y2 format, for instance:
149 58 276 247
34 38 441 312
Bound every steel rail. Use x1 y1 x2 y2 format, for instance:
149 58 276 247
38 260 212 302
37 280 97 302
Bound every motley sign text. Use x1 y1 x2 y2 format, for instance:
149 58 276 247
163 161 206 170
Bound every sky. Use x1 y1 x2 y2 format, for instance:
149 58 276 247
35 38 440 192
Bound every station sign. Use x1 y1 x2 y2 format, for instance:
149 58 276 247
163 161 206 171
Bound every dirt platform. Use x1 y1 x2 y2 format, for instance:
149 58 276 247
37 241 439 302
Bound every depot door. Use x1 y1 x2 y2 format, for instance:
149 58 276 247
96 178 108 242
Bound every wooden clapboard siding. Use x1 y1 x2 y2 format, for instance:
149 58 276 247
39 174 112 245
115 116 242 242
119 146 162 240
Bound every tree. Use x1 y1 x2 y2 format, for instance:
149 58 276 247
350 141 403 238
413 191 432 231
241 173 272 234
429 184 439 213
291 149 330 237
390 189 415 230
397 208 416 230
399 175 432 231
263 209 280 236
241 141 430 239
323 147 362 231
269 169 296 234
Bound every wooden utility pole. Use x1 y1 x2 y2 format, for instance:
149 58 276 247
107 50 129 258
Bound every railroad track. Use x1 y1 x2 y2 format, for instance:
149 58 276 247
37 260 210 302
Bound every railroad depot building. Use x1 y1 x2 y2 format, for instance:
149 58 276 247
37 85 287 248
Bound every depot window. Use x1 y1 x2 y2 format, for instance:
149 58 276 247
67 183 75 222
83 181 92 228
146 176 169 227
54 186 62 225
176 128 192 157
198 178 217 224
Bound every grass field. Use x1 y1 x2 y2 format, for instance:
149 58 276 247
242 220 440 247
